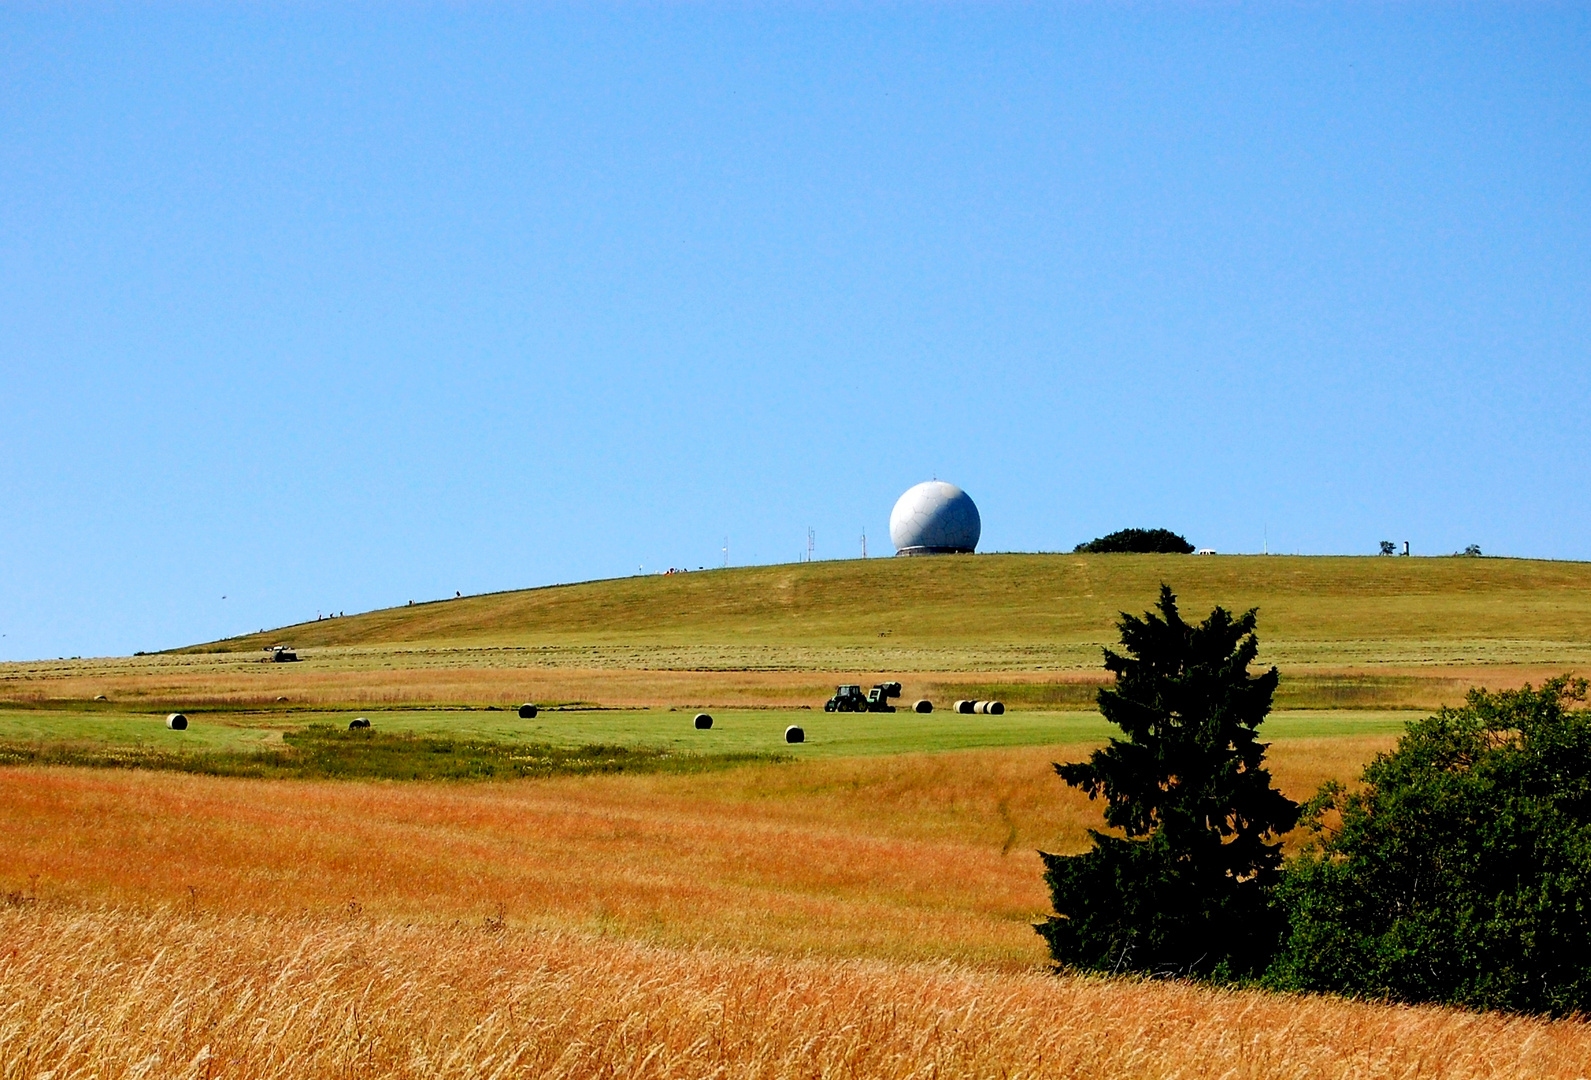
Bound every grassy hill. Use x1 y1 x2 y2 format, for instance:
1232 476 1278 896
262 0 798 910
188 553 1591 671
1 553 1574 713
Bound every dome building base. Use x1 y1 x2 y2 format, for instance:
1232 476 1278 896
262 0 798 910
894 546 975 556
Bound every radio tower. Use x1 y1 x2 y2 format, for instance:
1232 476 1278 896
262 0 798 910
861 530 867 559
807 528 815 563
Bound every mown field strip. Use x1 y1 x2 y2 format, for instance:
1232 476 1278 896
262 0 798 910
0 706 1411 759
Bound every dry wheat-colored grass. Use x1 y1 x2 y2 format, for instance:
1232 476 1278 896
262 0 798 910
5 738 1566 1078
0 739 1393 969
0 755 1067 967
4 907 1589 1079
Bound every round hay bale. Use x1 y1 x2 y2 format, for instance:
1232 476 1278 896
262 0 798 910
275 696 289 703
166 713 188 730
784 725 805 744
518 703 538 719
694 713 713 729
348 717 370 730
93 694 108 702
987 700 1005 715
913 699 933 714
954 699 974 715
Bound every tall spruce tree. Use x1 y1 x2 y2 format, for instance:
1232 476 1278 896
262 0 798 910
1036 585 1299 978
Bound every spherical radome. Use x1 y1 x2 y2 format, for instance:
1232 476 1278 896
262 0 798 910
889 482 981 555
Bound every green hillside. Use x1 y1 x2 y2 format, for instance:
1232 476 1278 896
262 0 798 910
187 554 1591 671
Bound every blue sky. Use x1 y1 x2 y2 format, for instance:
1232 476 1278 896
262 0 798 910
2 5 1588 660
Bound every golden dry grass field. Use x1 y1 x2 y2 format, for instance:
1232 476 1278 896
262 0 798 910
5 554 1591 1076
0 739 1386 964
8 735 1591 1077
9 909 1591 1080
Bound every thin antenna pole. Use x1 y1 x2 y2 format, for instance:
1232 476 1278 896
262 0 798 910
722 537 729 568
861 530 867 559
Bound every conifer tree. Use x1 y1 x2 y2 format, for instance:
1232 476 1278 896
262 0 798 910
1036 585 1299 978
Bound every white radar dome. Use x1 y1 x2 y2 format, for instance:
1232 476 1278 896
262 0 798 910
889 481 981 555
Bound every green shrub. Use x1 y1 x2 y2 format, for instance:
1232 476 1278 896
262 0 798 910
1073 529 1194 554
1269 677 1591 1015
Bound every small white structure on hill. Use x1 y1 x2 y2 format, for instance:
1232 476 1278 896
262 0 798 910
889 481 981 555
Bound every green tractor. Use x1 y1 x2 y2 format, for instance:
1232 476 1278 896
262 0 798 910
824 681 902 713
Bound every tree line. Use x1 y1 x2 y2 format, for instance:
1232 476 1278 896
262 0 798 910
1038 585 1591 1016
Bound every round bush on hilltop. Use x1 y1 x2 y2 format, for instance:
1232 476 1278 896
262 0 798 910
1073 529 1194 554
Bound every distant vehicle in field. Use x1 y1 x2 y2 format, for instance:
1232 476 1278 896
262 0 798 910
268 645 299 663
825 682 903 713
825 685 867 711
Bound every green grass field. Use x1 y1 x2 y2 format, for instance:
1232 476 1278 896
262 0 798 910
2 553 1584 759
0 704 1410 766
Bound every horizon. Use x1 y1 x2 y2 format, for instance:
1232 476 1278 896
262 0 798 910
6 540 1584 664
4 6 1587 661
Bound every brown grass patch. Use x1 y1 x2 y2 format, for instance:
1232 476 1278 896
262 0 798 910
0 753 1067 967
0 662 848 710
0 738 1392 968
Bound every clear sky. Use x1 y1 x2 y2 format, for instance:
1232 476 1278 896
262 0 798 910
2 5 1588 661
